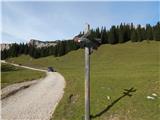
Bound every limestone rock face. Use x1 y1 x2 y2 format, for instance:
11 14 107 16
0 39 58 51
28 39 58 48
0 44 11 51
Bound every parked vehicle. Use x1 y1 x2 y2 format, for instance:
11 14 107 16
47 67 56 72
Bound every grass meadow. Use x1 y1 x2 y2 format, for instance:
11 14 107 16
6 41 160 120
1 63 46 88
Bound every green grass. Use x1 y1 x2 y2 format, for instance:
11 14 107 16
1 63 46 88
6 41 160 120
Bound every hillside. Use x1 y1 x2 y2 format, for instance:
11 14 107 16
6 41 160 120
1 63 45 88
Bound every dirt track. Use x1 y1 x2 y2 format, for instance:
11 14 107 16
1 62 65 120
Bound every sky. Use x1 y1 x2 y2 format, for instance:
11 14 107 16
1 1 160 43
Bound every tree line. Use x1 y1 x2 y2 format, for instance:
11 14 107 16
87 22 160 44
1 40 79 59
1 22 160 60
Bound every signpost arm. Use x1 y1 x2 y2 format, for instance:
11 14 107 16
85 47 90 120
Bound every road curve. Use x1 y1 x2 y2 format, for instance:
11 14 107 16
1 61 66 120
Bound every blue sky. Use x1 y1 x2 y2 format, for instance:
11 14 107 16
1 1 159 43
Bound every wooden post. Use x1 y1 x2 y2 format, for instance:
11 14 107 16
85 47 90 120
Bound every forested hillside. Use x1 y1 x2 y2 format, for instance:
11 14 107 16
1 22 160 59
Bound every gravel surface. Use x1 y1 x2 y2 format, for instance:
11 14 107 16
1 62 66 120
1 79 39 99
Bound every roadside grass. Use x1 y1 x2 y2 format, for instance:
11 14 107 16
6 41 160 120
1 63 46 88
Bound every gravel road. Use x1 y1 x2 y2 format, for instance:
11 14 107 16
1 62 66 120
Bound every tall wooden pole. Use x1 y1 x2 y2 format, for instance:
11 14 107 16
85 47 90 120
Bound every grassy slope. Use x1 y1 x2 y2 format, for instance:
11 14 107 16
1 63 46 88
7 41 160 120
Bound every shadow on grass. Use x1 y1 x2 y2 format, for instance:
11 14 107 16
90 87 137 119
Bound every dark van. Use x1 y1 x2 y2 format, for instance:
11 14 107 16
47 67 56 72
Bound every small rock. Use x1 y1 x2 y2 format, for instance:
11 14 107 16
152 93 157 97
147 96 155 100
107 96 111 100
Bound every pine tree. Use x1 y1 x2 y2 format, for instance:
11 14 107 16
101 27 108 44
1 49 8 60
146 24 153 40
108 26 118 44
118 23 124 43
137 25 143 42
131 29 138 42
153 22 160 41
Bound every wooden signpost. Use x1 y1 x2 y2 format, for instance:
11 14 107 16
74 24 101 120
